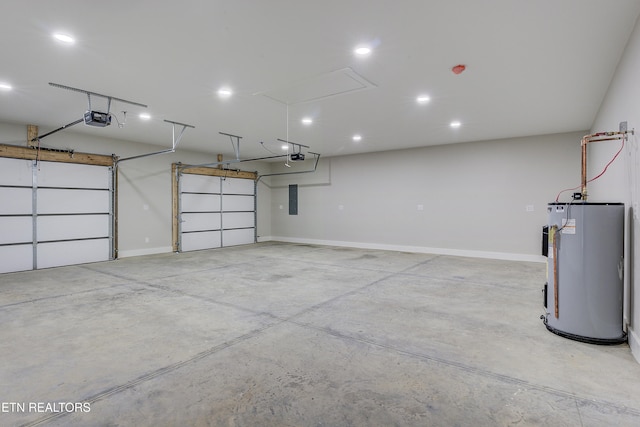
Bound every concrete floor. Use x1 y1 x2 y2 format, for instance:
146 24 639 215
1 242 639 427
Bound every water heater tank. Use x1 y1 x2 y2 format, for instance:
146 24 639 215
543 202 625 344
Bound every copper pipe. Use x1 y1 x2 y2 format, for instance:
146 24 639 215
580 131 626 200
584 137 624 143
552 225 559 318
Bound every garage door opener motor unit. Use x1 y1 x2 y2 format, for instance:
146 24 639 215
30 83 148 143
84 110 111 127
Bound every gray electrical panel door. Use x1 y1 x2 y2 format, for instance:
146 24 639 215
289 184 298 215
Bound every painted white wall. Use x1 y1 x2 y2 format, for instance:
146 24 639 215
269 132 583 262
590 13 640 363
0 122 272 257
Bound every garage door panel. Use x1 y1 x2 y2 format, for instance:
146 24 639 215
0 244 33 273
0 217 32 244
37 239 110 269
223 194 254 212
0 158 32 185
37 215 109 242
37 189 109 214
182 193 221 212
181 174 220 193
178 171 255 251
181 212 221 232
37 162 110 189
222 177 253 195
222 212 254 229
0 158 113 272
181 231 221 251
223 229 255 247
0 188 32 215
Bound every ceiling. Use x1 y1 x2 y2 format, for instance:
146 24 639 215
1 0 639 162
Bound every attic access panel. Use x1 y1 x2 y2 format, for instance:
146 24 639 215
256 67 376 105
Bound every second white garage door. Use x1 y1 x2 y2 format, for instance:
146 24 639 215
178 173 255 252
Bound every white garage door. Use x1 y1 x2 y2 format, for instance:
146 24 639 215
0 157 113 273
178 172 255 252
0 157 34 273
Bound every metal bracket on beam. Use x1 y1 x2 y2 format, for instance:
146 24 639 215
256 152 321 182
182 154 288 170
277 138 309 150
166 120 195 151
182 134 321 176
49 82 148 109
219 132 243 160
117 119 194 165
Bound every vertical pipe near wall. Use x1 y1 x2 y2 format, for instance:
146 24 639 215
581 136 588 200
629 208 634 332
109 165 116 260
31 161 38 270
254 179 258 243
220 176 224 247
174 164 182 252
114 157 119 258
171 164 178 252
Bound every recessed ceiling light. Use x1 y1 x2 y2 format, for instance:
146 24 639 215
354 46 372 56
301 117 313 125
53 33 75 44
416 95 430 104
139 113 151 120
0 83 12 91
352 134 362 142
281 144 289 150
450 121 461 128
217 88 232 98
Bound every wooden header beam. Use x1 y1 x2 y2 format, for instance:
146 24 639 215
176 163 257 180
0 143 115 167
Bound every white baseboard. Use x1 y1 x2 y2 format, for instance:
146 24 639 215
117 246 174 258
629 327 640 364
267 236 546 263
117 238 546 263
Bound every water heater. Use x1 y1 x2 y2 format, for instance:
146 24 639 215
542 202 625 344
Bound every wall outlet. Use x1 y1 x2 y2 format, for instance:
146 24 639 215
338 205 344 211
525 204 534 212
417 204 424 211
